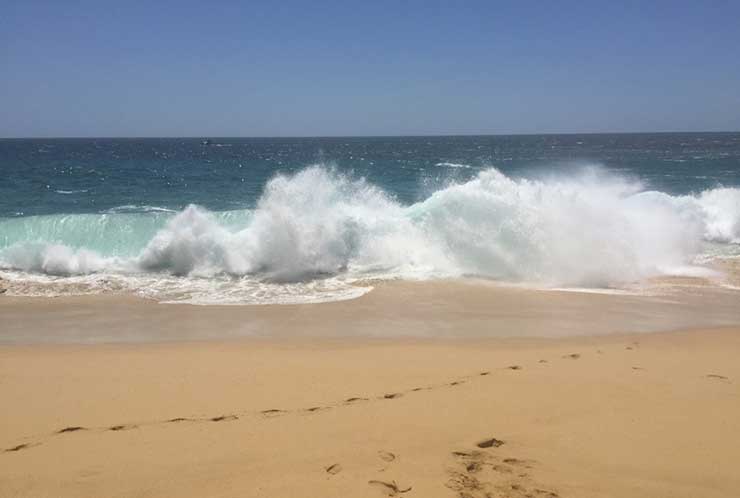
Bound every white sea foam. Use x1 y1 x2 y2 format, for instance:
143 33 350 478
106 205 178 214
1 165 740 303
54 189 89 195
0 269 370 305
435 162 472 169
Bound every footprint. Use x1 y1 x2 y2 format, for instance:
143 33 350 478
632 367 645 371
562 353 580 360
477 437 505 448
368 480 412 496
706 374 729 381
167 417 190 423
5 443 29 452
447 452 491 496
57 426 85 434
479 371 491 376
211 415 238 422
260 409 284 417
502 457 533 469
538 360 548 364
491 463 514 474
383 393 402 399
378 450 396 462
447 470 482 497
109 424 136 431
450 381 465 386
345 397 368 403
448 444 556 498
506 365 523 370
325 463 342 475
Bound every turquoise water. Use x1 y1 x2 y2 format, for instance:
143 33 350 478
1 134 739 303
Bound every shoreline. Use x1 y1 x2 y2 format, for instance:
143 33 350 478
2 278 740 344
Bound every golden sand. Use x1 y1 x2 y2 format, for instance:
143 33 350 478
1 281 739 497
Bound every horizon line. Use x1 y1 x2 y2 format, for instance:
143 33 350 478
2 130 739 140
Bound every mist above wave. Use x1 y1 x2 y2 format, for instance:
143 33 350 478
1 164 739 292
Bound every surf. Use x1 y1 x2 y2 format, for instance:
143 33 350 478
1 164 739 303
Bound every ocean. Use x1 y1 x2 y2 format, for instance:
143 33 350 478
1 133 739 304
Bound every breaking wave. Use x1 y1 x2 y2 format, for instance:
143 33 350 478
1 165 739 303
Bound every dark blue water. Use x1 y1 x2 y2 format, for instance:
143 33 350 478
2 133 740 217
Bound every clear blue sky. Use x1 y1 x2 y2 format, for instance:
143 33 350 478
2 0 739 137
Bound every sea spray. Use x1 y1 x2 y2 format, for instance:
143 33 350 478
1 165 739 302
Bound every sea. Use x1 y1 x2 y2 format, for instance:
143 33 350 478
1 133 739 304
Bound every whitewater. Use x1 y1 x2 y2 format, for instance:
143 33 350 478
1 164 739 304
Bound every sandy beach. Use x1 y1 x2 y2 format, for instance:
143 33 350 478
1 281 740 498
4 1 740 495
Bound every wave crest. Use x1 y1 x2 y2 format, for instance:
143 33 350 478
1 165 739 298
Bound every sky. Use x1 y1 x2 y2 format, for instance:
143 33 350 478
2 0 739 137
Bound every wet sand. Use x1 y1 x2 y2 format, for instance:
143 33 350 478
1 279 740 343
1 281 740 497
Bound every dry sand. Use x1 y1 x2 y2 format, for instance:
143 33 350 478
1 281 739 497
